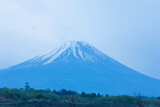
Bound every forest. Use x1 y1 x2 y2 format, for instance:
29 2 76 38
0 83 160 107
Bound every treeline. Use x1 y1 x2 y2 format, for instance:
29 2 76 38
0 83 160 107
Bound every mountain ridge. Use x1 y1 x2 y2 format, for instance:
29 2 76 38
0 41 159 96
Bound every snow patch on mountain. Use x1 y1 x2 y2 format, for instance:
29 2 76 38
78 48 85 60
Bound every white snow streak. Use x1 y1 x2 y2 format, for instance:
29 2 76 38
78 48 85 60
43 42 71 65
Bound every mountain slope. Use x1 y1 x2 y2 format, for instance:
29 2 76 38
0 41 159 96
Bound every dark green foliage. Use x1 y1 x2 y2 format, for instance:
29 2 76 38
157 97 160 99
0 87 159 107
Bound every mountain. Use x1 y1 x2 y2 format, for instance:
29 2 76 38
0 41 159 96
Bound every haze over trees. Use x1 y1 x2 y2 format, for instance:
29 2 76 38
0 83 160 107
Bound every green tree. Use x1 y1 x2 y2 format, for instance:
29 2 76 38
24 82 30 91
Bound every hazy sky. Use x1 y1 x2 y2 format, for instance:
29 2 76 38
0 0 160 79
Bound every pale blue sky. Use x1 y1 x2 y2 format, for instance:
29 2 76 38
0 0 160 79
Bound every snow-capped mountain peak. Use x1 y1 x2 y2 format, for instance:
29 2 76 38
31 41 106 65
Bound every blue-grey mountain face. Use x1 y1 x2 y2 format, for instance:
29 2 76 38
0 41 159 96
